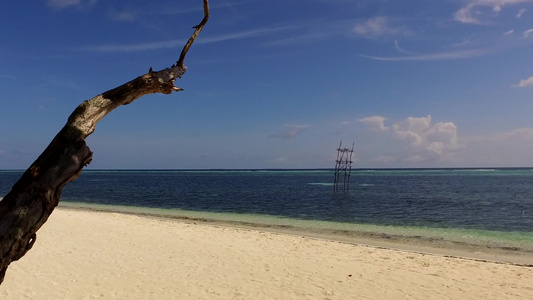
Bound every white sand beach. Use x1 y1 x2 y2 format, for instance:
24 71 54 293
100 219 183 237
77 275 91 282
2 208 532 299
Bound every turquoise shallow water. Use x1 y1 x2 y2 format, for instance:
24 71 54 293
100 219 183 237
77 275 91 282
59 201 533 255
2 168 533 253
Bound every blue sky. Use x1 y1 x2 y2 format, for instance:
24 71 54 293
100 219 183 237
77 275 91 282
1 0 532 169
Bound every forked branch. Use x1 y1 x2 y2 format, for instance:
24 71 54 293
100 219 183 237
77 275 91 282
0 0 209 284
178 0 210 68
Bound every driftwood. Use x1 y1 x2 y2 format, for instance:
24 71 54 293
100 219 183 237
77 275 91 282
0 0 209 284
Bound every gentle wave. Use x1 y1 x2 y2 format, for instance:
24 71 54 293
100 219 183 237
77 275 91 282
453 169 495 172
3 169 533 235
59 202 533 254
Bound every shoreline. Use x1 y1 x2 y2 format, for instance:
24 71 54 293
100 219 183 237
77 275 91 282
2 206 533 299
58 202 533 266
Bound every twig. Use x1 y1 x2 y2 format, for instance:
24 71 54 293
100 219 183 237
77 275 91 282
177 0 210 68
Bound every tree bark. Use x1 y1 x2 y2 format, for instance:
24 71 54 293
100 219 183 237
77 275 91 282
0 0 209 284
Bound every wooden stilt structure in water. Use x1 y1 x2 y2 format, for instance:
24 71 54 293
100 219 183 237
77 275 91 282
333 140 354 191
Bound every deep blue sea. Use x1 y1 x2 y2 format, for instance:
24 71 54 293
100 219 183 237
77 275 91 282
2 168 533 252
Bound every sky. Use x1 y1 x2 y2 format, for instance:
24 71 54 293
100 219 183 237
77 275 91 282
1 0 532 169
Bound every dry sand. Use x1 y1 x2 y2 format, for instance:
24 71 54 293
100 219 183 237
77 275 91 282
2 208 532 299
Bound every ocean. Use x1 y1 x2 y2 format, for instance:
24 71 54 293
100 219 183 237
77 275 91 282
1 168 533 253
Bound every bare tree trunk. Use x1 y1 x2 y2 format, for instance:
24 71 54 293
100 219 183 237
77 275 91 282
0 0 209 284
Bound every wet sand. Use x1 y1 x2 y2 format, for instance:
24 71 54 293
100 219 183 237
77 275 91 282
2 208 533 299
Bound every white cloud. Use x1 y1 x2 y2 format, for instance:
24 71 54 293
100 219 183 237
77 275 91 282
353 17 402 37
80 40 183 53
391 115 432 135
47 0 96 10
501 128 533 140
358 116 387 131
268 124 311 139
523 28 533 38
362 48 489 61
269 156 287 163
503 29 515 35
425 122 459 153
358 115 533 167
454 0 533 24
449 37 477 48
80 26 296 53
201 26 299 44
454 3 483 24
517 8 527 17
465 128 533 142
513 75 533 87
393 40 420 55
359 115 460 163
456 128 533 166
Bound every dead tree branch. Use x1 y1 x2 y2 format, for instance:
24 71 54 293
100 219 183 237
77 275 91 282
0 0 209 284
178 0 209 68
